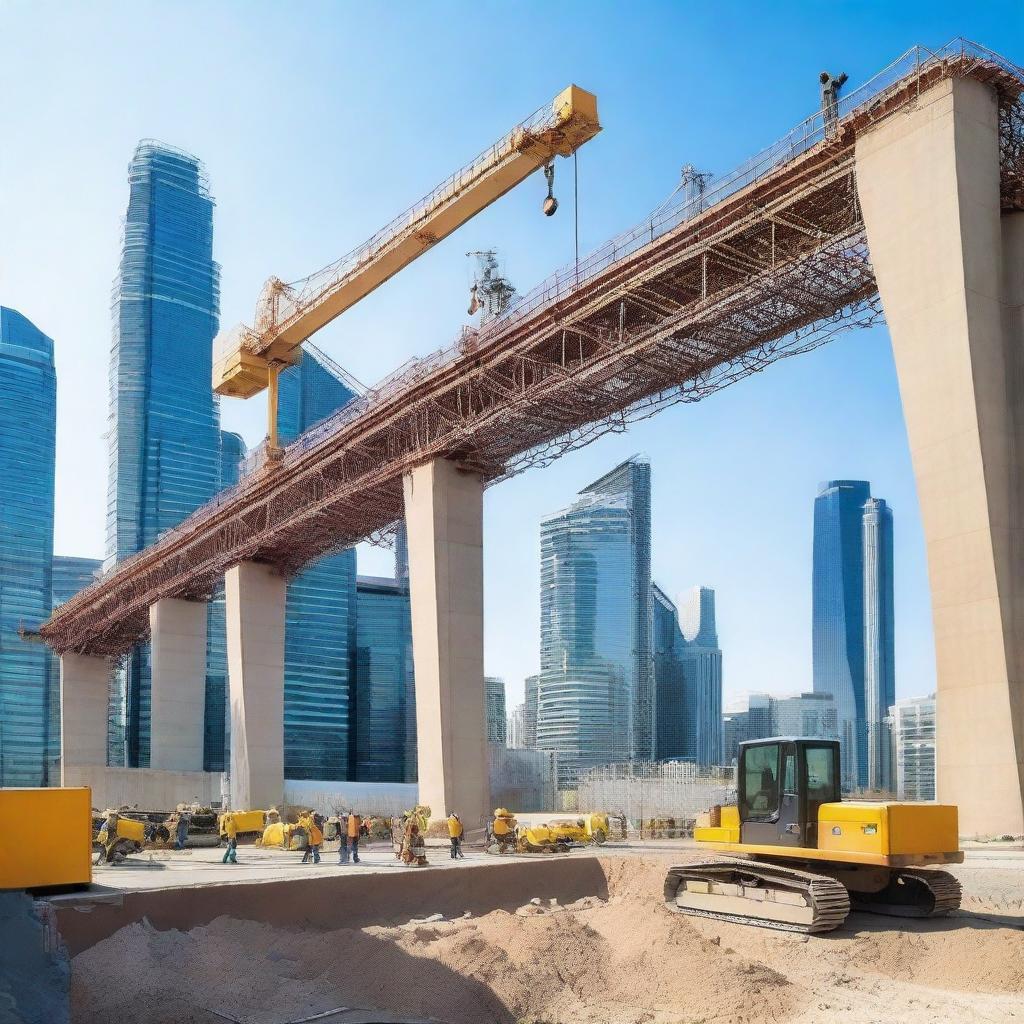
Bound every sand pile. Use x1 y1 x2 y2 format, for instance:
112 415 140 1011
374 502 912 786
69 856 1024 1024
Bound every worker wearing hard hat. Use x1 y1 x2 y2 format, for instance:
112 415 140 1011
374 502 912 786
447 812 465 859
301 812 323 864
347 811 362 863
221 813 238 864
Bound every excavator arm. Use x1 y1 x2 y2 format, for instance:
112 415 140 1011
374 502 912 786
212 85 600 411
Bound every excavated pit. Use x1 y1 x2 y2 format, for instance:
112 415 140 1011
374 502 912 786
68 855 1024 1024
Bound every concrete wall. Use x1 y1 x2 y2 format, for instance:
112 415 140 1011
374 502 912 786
61 766 222 811
856 75 1024 835
284 779 419 818
403 459 490 827
149 597 207 772
226 561 286 811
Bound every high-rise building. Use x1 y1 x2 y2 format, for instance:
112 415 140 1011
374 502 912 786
485 677 507 745
678 586 723 765
276 347 359 780
536 456 653 786
49 556 102 777
354 574 415 782
812 480 894 790
105 141 221 768
890 695 936 801
654 584 724 766
523 675 539 748
722 691 837 764
507 703 527 749
0 308 56 787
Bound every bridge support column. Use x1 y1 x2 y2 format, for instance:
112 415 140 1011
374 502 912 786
225 561 286 811
403 458 490 828
149 597 207 772
856 75 1024 835
60 653 110 784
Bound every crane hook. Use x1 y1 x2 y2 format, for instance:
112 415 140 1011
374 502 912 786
543 161 558 217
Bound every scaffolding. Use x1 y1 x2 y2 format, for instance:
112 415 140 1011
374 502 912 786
43 40 1024 657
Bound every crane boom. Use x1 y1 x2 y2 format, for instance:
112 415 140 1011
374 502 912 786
213 84 600 402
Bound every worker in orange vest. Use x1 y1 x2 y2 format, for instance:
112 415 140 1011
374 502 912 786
347 811 362 864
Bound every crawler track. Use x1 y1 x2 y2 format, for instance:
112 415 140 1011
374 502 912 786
664 859 851 934
850 867 962 918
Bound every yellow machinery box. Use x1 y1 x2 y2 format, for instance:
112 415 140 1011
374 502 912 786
817 801 959 857
1 788 92 890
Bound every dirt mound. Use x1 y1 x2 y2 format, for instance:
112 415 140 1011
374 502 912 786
69 855 1024 1024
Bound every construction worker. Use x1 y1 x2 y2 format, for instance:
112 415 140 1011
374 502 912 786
447 812 465 859
337 812 350 863
347 810 361 864
492 809 517 854
301 812 323 864
221 813 238 864
174 811 190 851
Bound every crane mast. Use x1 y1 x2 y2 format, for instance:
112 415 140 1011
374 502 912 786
213 84 600 451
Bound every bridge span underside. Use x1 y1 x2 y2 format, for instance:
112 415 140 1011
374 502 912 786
45 44 1024 832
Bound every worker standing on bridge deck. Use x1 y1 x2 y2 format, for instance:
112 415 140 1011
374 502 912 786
347 811 361 863
174 811 190 851
221 813 238 864
301 813 323 864
447 813 464 859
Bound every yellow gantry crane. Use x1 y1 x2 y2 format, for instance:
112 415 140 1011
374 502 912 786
212 85 601 452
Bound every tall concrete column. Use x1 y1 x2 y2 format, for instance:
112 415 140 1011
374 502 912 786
856 76 1024 835
149 597 207 772
225 561 286 811
60 653 109 784
403 458 490 827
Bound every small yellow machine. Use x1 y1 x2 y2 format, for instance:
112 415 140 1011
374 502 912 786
665 738 962 933
0 788 92 890
218 810 266 842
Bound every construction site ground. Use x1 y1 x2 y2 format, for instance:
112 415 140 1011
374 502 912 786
57 838 1024 1024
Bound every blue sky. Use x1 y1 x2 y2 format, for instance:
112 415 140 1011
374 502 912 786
2 2 1022 709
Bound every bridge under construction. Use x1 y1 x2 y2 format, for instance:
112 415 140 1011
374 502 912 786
43 40 1024 835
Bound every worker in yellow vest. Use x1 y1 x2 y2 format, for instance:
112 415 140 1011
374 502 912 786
447 813 465 859
221 813 238 864
347 811 362 864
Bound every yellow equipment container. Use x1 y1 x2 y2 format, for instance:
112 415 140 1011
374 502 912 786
1 788 92 890
220 810 265 838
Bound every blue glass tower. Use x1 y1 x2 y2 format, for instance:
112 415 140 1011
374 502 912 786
653 584 723 766
105 141 221 767
0 308 56 786
354 575 415 782
276 347 358 780
812 480 894 790
536 456 653 786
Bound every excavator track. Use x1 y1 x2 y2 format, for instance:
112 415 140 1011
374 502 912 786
849 868 962 918
664 859 851 934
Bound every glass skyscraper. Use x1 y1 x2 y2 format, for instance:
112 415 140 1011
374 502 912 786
812 480 894 790
275 347 359 780
0 308 56 787
485 677 507 745
353 574 415 782
105 141 222 768
536 456 653 786
653 584 723 766
889 694 935 801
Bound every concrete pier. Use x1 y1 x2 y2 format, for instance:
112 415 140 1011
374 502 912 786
225 561 286 811
149 597 207 772
59 653 110 784
856 76 1024 835
403 459 490 827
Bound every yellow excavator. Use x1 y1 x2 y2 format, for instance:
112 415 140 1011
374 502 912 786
664 737 963 933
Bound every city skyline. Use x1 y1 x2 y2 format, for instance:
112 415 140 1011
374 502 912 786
4 5 987 714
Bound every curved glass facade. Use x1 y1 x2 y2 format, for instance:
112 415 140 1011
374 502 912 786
812 480 894 790
536 457 652 786
105 141 221 768
0 308 56 786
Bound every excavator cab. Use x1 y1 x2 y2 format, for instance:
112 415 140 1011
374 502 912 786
738 738 841 849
